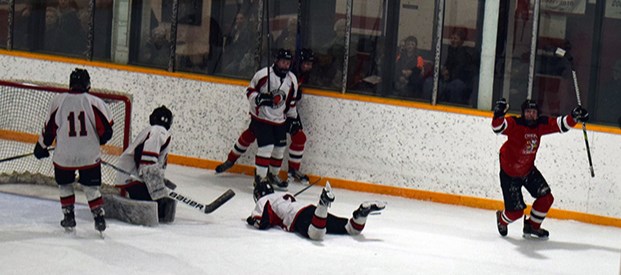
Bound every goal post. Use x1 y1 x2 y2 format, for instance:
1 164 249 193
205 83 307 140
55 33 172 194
0 79 132 187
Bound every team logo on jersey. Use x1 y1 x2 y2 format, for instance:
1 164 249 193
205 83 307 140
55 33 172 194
271 89 287 109
522 133 539 154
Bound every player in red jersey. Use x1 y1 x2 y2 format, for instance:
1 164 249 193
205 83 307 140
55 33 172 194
491 98 589 239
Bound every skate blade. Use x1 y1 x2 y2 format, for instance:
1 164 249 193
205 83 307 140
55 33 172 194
98 230 105 239
522 233 548 241
64 227 76 234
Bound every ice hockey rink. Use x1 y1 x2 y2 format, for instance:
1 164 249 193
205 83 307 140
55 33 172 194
1 164 620 275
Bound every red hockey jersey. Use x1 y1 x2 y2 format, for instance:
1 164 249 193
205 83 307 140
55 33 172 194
491 114 577 177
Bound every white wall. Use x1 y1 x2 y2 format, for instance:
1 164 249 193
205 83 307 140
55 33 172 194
2 55 620 218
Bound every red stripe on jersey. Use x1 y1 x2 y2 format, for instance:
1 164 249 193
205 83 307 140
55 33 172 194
143 151 159 158
92 105 113 139
349 218 365 231
42 109 59 146
88 196 104 210
265 202 284 228
60 195 76 207
161 137 171 152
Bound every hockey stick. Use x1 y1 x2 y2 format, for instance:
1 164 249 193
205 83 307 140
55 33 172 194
0 147 55 164
555 48 595 177
293 177 322 197
101 161 235 214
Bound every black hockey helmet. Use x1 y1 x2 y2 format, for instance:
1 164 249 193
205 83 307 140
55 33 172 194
521 99 539 116
298 48 315 62
274 48 293 61
149 105 173 130
253 180 274 202
273 49 293 77
69 68 91 92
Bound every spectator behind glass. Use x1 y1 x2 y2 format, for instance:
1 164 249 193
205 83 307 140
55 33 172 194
222 12 256 77
13 3 33 50
442 28 474 104
141 24 170 68
596 59 621 124
274 17 297 52
395 36 424 97
311 18 347 88
57 0 86 55
44 7 62 52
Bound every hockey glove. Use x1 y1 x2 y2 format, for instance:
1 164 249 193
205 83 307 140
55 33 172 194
33 142 50 159
255 93 273 107
571 106 589 122
286 117 302 134
139 164 168 200
493 98 509 118
247 202 273 230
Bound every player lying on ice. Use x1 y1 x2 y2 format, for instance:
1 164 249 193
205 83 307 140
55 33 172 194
247 181 386 240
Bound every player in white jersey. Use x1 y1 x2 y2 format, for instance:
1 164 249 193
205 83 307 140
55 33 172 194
114 106 176 223
247 181 386 241
246 49 299 190
34 68 114 233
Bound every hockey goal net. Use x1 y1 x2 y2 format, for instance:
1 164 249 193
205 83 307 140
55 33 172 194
0 79 132 188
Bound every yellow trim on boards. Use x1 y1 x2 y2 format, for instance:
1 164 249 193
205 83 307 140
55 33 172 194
168 154 621 228
3 50 621 228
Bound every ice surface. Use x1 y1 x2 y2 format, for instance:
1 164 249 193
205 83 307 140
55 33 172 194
1 164 620 275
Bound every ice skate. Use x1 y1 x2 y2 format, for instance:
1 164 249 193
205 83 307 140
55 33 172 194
60 205 76 232
267 172 288 191
353 201 386 219
319 182 335 207
522 217 549 240
287 169 309 184
496 211 508 237
92 207 106 234
215 160 234 174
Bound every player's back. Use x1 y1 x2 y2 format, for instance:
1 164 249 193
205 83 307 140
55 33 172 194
50 92 109 168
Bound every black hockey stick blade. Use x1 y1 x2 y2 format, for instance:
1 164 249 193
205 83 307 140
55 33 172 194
293 177 323 197
0 147 55 163
203 189 236 214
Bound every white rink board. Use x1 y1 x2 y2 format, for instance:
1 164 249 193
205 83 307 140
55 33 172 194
1 55 620 218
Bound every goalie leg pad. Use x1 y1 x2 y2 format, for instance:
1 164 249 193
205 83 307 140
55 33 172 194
103 194 159 227
139 165 168 200
157 197 177 223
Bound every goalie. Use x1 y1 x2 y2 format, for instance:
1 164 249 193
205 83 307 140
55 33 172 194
105 106 176 226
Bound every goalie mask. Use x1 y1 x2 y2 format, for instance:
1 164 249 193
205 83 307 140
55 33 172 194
69 68 91 92
150 105 173 130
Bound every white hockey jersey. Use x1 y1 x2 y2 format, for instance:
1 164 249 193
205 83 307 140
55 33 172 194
250 192 313 231
114 125 171 185
246 66 299 124
39 91 113 169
